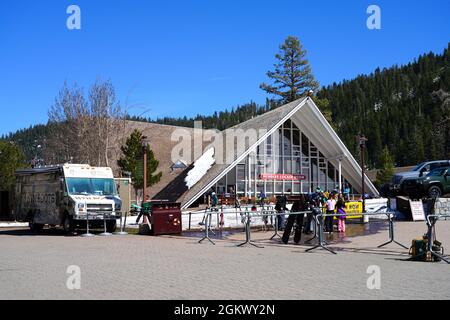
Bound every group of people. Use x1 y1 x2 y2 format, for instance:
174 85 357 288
203 184 350 244
275 186 349 245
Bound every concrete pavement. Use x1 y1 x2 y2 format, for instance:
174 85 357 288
0 220 449 300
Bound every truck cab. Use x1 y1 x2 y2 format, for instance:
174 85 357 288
391 160 450 193
15 164 122 233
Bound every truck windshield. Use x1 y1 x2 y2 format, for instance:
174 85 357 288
66 178 117 196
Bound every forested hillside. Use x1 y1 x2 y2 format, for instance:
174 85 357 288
127 99 276 131
2 44 449 169
318 44 450 168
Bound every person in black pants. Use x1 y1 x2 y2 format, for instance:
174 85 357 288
325 194 337 233
282 194 307 244
275 193 288 231
303 194 313 234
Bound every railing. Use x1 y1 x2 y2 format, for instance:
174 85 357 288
80 210 128 237
196 207 407 256
408 214 450 264
305 211 407 254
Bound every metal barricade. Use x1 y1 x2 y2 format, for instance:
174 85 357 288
305 211 407 254
237 208 264 248
408 214 450 264
99 213 113 236
80 204 95 237
194 207 408 256
237 210 310 248
114 211 128 236
198 210 215 245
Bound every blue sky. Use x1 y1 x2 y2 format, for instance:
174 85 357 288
0 0 449 136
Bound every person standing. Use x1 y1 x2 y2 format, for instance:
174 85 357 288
259 190 267 207
282 194 306 244
325 194 337 234
336 195 346 233
343 183 351 201
275 192 288 231
303 193 314 234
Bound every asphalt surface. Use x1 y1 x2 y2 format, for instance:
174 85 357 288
0 220 449 300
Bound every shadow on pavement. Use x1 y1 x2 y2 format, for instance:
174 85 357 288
0 228 103 237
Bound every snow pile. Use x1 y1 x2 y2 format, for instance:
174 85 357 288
185 148 216 189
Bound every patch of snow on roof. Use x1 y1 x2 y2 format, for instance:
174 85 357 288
184 148 216 189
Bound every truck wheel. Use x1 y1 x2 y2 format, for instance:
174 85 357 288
428 186 442 199
106 221 117 233
63 215 75 233
29 223 44 232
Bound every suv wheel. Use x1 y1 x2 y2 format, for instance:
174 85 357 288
428 186 442 199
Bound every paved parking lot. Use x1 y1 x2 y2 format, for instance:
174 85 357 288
0 221 449 300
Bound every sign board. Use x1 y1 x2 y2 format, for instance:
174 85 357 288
365 198 389 219
344 201 363 219
63 164 114 179
115 178 132 214
260 174 306 181
410 200 426 221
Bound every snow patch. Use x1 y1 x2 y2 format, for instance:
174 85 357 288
185 148 216 189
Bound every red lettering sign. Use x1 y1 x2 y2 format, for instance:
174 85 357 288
260 174 307 181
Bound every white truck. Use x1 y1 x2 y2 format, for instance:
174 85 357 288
15 164 122 233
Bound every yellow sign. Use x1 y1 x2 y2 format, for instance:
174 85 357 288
344 201 363 219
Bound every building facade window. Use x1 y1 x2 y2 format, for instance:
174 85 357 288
214 119 350 198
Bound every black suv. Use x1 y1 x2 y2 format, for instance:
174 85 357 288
403 167 450 199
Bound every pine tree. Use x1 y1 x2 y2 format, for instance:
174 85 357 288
117 130 162 196
312 96 333 125
376 146 395 188
0 141 26 192
260 36 319 103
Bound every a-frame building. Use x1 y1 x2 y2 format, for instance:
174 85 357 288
154 97 379 209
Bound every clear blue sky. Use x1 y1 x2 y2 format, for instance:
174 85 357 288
0 0 449 136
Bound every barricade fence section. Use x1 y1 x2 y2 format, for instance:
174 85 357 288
193 207 409 256
411 214 450 264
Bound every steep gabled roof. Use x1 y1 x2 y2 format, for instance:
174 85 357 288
154 96 380 209
288 98 379 198
179 98 310 209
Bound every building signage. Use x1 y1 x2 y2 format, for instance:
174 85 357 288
259 174 307 181
409 200 426 221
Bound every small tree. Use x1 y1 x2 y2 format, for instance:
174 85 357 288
47 79 122 166
260 36 319 104
376 146 395 188
117 130 162 198
0 141 26 192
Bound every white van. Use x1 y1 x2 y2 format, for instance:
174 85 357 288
15 164 122 233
